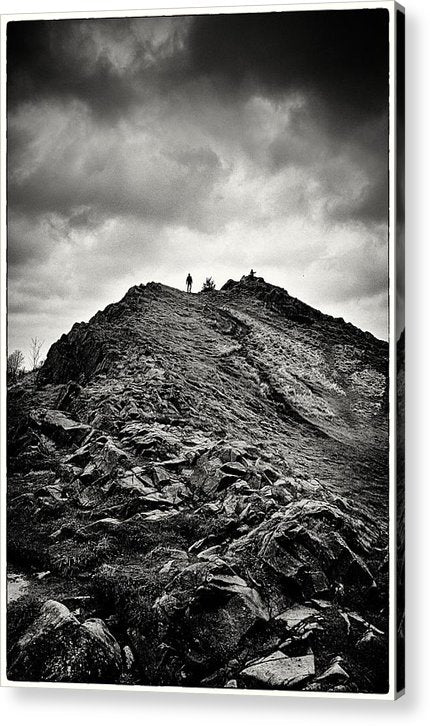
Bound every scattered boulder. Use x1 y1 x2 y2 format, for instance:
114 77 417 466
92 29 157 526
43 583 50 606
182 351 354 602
78 517 122 538
158 458 187 471
79 462 98 484
152 465 171 487
276 605 321 630
64 442 92 467
191 443 252 497
314 657 349 686
92 438 131 478
8 600 122 683
240 649 315 689
355 628 385 655
220 461 248 477
225 678 238 688
127 428 180 460
300 570 330 598
30 409 92 446
259 518 321 582
185 577 269 666
123 645 135 671
117 473 156 497
190 455 225 497
35 483 67 504
154 561 270 669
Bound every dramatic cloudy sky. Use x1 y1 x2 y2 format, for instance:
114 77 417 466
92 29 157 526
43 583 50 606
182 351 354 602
7 8 389 364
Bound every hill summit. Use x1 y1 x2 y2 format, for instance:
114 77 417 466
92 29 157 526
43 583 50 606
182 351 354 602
7 276 389 692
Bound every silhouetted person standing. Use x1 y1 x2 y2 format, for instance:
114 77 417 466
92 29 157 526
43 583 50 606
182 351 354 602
186 273 193 293
249 269 256 279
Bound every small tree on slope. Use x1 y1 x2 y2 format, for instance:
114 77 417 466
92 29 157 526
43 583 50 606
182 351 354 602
7 350 25 384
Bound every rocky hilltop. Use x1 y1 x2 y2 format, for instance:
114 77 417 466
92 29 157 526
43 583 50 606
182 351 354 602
7 276 389 693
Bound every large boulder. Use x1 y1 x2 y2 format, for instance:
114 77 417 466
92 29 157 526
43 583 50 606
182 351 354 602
189 441 255 498
240 649 315 689
30 409 92 446
276 604 322 630
121 426 181 460
95 438 131 474
155 562 269 670
73 437 131 485
8 600 122 683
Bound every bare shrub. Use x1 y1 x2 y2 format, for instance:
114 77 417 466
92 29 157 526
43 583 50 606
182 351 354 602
29 337 44 370
7 350 25 384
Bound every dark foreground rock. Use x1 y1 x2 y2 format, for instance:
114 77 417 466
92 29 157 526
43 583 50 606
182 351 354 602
8 600 122 683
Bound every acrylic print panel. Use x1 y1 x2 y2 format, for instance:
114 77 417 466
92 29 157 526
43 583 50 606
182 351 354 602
1 2 404 700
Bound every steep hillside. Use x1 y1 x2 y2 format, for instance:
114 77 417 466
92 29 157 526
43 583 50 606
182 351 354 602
7 276 389 693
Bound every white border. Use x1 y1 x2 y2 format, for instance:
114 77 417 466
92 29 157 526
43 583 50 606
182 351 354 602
0 1 398 21
0 0 401 701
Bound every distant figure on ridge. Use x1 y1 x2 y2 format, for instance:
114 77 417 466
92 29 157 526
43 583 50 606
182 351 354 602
249 269 256 279
186 273 193 293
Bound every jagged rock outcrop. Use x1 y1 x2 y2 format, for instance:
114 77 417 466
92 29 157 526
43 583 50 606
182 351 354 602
7 277 389 693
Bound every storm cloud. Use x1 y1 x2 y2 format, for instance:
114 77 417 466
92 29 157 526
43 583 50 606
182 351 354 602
7 9 390 363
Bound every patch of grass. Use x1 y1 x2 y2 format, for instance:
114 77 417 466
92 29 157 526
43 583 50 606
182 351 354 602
48 536 118 577
92 563 160 629
117 510 236 556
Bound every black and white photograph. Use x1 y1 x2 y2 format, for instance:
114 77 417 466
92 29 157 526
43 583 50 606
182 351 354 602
1 2 405 699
